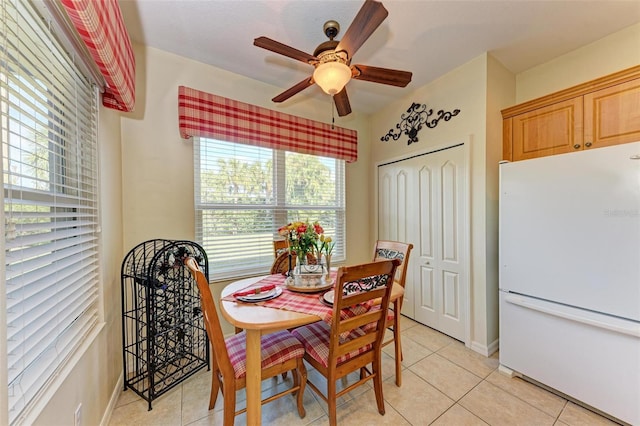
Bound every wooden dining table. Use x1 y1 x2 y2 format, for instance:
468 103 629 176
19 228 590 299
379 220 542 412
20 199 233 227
219 273 405 426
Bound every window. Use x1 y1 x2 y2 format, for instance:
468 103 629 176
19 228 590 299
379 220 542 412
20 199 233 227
1 0 99 423
195 138 345 280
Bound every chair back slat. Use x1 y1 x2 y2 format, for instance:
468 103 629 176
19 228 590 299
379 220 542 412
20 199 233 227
336 332 378 357
338 309 383 333
341 286 387 307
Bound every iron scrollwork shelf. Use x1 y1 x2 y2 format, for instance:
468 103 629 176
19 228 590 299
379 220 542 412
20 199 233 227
381 103 461 145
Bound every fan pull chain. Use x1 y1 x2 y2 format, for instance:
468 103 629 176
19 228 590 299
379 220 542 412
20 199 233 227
331 96 335 130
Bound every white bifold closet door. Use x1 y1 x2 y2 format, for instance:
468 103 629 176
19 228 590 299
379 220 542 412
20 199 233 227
378 144 468 341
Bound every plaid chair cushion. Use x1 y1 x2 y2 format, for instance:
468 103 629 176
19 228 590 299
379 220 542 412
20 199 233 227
362 308 394 333
291 321 372 368
226 331 305 379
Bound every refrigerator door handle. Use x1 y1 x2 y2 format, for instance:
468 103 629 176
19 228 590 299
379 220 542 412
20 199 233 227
504 295 640 338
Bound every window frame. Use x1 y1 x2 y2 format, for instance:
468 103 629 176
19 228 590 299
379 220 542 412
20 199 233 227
194 137 346 281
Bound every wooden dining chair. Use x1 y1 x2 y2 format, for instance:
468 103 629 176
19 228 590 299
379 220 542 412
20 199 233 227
184 258 307 425
273 239 289 256
372 240 413 386
270 250 317 275
291 259 400 426
270 249 294 275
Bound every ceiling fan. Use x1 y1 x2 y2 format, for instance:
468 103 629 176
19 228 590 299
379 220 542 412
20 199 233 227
254 0 412 117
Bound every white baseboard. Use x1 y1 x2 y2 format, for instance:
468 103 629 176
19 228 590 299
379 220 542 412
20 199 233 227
469 337 499 357
100 372 124 426
487 338 499 356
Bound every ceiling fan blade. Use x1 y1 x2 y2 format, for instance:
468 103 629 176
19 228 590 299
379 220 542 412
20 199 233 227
272 77 315 103
336 0 388 58
352 64 412 87
333 88 352 117
254 36 317 64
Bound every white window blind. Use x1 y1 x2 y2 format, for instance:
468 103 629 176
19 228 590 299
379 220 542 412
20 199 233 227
1 0 99 423
195 138 345 280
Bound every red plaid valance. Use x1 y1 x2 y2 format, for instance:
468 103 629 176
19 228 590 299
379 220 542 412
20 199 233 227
61 0 135 112
178 86 357 162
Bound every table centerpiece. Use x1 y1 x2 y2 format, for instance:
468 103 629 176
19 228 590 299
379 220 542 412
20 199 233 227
278 221 334 291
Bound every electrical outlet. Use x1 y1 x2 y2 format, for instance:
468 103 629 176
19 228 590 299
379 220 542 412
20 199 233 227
74 404 82 426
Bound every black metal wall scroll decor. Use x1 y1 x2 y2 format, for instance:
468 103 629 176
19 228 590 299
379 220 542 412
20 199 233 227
381 102 461 145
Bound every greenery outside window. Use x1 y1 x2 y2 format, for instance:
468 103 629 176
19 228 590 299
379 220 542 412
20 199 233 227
194 138 345 280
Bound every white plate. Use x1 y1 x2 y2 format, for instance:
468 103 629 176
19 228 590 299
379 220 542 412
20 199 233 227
236 287 282 302
323 290 335 305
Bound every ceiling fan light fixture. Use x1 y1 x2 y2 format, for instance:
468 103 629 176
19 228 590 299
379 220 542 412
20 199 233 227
313 61 351 95
254 0 409 116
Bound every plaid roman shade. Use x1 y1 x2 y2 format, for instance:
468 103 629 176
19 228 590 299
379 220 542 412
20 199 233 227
178 86 358 162
61 0 135 112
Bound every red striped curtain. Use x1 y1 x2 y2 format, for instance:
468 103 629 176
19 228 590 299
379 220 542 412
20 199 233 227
61 0 135 112
178 86 358 162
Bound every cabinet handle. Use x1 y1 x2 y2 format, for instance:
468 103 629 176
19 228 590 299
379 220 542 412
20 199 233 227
585 141 592 147
573 144 581 149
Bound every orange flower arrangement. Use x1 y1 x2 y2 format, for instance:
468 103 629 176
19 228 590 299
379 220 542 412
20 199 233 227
279 220 336 261
278 221 322 261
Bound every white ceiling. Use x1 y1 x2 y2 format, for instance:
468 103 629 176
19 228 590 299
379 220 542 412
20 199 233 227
118 0 640 116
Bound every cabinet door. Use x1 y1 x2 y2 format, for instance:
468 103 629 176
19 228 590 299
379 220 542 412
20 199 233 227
584 78 640 149
511 98 583 161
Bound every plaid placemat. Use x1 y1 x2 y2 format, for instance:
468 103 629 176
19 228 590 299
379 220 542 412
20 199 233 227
223 273 369 322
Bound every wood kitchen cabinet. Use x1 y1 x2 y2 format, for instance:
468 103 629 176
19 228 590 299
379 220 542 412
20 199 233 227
584 78 640 148
502 66 640 161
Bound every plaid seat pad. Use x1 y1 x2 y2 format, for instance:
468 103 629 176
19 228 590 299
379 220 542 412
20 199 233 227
226 331 305 379
362 307 394 333
291 321 372 368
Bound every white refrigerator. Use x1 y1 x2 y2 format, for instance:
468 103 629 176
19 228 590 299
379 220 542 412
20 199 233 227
499 142 640 425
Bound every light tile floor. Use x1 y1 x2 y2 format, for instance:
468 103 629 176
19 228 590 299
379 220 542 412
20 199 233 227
109 317 622 425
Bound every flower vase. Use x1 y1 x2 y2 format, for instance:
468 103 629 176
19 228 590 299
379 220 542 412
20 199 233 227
325 254 331 280
297 252 306 270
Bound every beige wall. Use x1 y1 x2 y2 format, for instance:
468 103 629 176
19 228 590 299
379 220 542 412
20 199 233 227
345 122 374 266
33 103 124 424
516 23 640 103
485 55 516 350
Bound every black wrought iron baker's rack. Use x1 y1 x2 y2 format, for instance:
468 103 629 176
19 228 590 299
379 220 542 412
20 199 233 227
120 239 210 410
